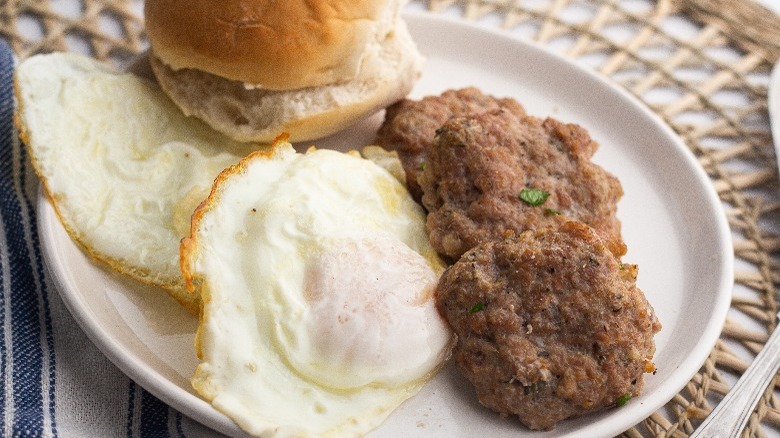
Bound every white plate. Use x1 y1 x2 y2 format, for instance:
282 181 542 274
37 11 733 438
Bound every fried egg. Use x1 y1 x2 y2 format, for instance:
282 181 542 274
182 140 453 437
15 53 261 312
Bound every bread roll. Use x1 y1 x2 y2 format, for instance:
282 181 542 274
144 0 423 142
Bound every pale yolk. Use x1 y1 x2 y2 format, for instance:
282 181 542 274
283 235 450 390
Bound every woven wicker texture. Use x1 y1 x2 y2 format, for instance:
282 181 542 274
2 0 780 436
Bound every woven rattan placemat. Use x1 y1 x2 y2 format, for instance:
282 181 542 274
2 0 780 436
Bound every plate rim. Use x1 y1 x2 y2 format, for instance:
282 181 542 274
35 10 734 437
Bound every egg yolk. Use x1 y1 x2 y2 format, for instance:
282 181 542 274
281 235 450 390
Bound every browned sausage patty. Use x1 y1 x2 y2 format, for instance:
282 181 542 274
375 87 526 200
436 221 661 430
419 108 626 260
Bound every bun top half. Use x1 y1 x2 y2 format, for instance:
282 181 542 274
144 0 401 90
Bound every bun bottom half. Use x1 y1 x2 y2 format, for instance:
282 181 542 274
150 22 424 143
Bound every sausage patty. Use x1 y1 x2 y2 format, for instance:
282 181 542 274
419 108 626 260
435 221 661 430
375 87 526 200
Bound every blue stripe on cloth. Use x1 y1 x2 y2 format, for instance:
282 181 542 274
126 381 171 438
175 411 185 438
126 381 135 438
0 40 57 436
7 135 43 436
141 388 170 438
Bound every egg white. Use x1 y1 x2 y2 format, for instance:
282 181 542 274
15 52 261 312
183 141 452 437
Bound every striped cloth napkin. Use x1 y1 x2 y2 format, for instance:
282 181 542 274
0 40 220 438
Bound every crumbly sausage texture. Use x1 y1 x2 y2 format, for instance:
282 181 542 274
419 108 626 260
375 87 526 200
436 221 661 430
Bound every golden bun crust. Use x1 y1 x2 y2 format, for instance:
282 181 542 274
144 0 399 90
